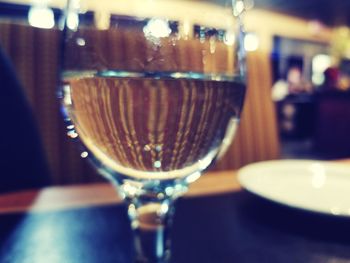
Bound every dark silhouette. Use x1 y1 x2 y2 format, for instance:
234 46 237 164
0 46 50 193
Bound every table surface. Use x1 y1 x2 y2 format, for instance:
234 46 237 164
1 161 350 263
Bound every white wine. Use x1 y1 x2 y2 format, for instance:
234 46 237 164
63 71 245 179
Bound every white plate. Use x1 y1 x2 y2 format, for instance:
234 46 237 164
237 160 350 217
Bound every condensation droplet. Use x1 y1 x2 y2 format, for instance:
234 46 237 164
66 124 75 130
80 151 88 158
67 131 78 138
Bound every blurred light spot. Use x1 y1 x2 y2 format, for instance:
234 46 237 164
66 124 75 130
143 18 171 39
171 72 188 78
154 160 162 168
76 38 86 46
160 203 169 214
282 120 294 131
244 32 259 51
155 145 162 152
143 144 151 152
95 10 111 30
224 31 235 46
210 36 216 54
80 151 88 158
165 186 174 196
122 183 138 196
233 0 245 16
186 171 201 183
202 50 207 64
128 203 137 222
183 20 191 37
312 54 331 85
28 6 55 29
157 193 165 199
175 184 186 192
63 85 72 105
331 207 340 215
282 104 296 117
67 12 79 30
67 130 78 138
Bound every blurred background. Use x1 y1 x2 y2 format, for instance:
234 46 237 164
1 0 350 187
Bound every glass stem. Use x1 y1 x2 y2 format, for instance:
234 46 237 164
127 198 175 263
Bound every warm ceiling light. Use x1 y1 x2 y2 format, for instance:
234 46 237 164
28 5 55 29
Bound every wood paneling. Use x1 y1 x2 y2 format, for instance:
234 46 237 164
213 51 280 170
0 169 241 213
0 22 101 185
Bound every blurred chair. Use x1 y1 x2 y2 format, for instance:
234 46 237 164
313 91 350 158
0 45 50 193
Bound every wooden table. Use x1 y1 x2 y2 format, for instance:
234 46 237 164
0 170 240 214
1 164 350 263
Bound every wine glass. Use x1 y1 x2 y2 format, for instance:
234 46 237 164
59 0 246 262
